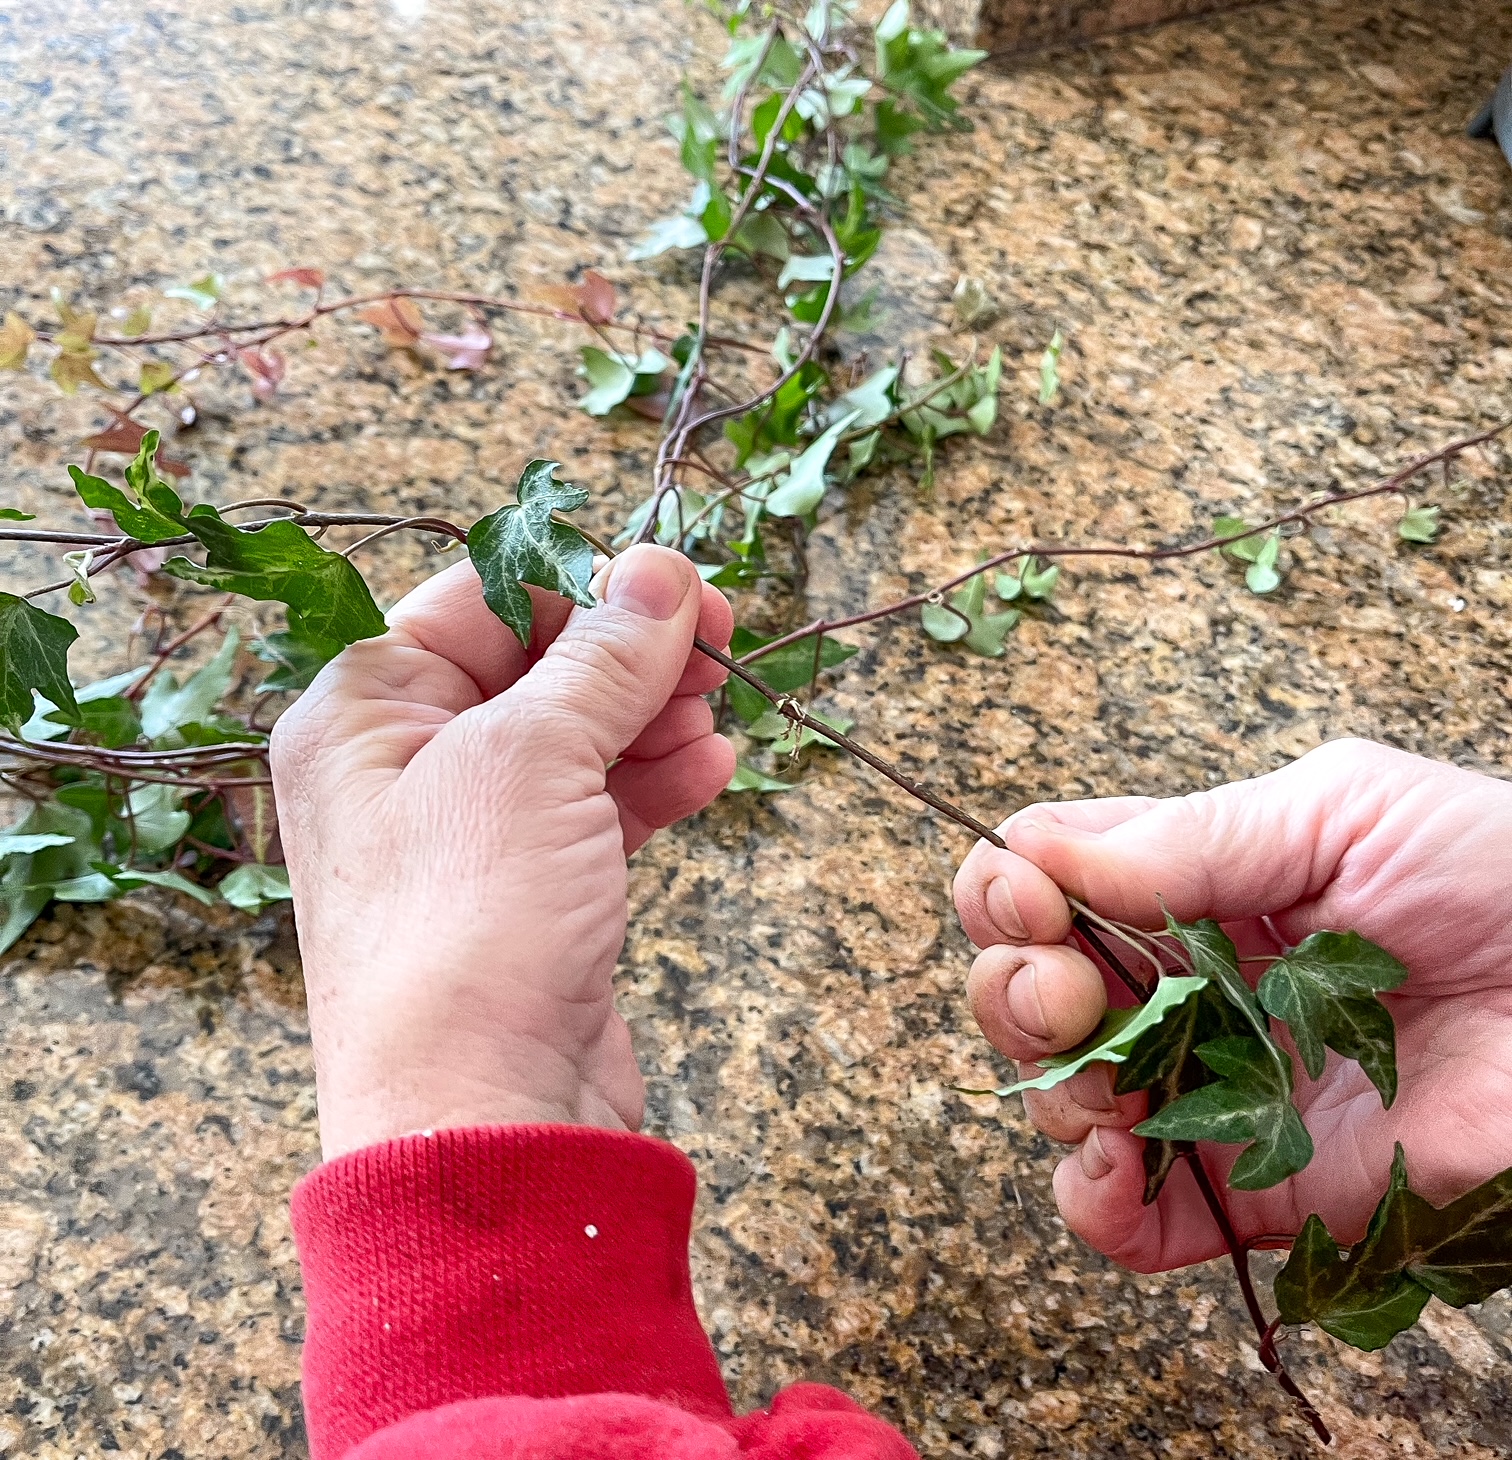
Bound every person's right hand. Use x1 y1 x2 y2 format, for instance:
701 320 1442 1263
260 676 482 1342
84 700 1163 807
951 738 1512 1272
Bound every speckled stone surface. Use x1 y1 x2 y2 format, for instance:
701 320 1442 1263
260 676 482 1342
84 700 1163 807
4 0 1512 1456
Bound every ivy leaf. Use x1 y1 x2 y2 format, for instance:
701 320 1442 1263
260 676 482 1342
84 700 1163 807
0 312 35 370
357 297 424 347
67 694 142 749
725 627 858 725
164 273 224 310
627 213 709 261
1258 930 1407 1105
967 974 1209 1098
1038 328 1064 406
1245 531 1283 594
579 347 667 416
0 508 35 522
121 783 191 854
921 571 1019 656
121 304 153 336
238 346 286 399
727 759 793 793
268 267 326 291
420 322 493 371
466 460 596 646
252 629 342 694
139 629 241 741
0 802 97 952
1398 505 1440 543
51 349 107 395
1277 1144 1512 1349
765 411 859 517
821 364 898 431
68 464 184 544
1135 1036 1314 1189
746 708 854 754
164 519 387 647
920 598 969 643
111 867 215 905
996 557 1060 602
138 361 177 395
219 862 293 913
0 594 81 732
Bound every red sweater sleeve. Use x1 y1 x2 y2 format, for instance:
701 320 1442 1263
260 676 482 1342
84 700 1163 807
292 1124 917 1460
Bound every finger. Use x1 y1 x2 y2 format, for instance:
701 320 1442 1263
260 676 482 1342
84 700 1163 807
1002 741 1395 927
1052 1128 1242 1272
610 734 737 853
492 546 705 766
621 695 715 762
966 943 1107 1061
954 844 1073 948
671 581 735 697
1023 1065 1146 1145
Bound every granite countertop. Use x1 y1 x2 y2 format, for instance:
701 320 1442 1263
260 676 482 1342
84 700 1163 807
4 0 1512 1455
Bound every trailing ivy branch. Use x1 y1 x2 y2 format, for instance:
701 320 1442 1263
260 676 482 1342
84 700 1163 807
4 0 1512 1443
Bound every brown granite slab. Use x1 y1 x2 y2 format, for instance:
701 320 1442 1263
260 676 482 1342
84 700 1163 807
3 0 1512 1456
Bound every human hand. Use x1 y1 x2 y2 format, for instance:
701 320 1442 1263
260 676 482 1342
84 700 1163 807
271 546 735 1159
952 739 1512 1271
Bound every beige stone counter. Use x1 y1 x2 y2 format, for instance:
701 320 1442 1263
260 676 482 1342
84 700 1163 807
3 0 1512 1455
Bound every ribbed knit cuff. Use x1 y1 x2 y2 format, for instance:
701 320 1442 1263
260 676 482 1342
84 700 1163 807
292 1124 732 1460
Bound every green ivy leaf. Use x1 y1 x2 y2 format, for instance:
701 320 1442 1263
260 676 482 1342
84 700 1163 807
967 974 1209 1098
727 759 793 793
1214 516 1266 564
747 708 854 754
164 273 224 310
123 783 192 854
467 459 596 646
252 629 343 694
219 862 293 912
67 432 187 543
110 866 215 905
627 212 709 261
765 411 859 517
578 347 667 416
163 516 386 647
1258 930 1407 1105
140 629 241 741
1038 328 1064 406
726 627 858 725
1245 531 1283 594
138 361 177 395
0 802 97 951
0 507 35 522
1398 505 1440 544
1276 1144 1512 1349
0 593 81 732
921 571 1019 656
69 694 143 749
1134 1035 1314 1189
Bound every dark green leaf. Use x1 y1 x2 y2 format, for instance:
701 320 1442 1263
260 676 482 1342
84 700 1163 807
67 455 184 543
163 518 386 647
0 802 97 952
0 593 81 732
70 695 142 749
726 628 858 725
0 508 35 522
252 629 342 694
1134 1035 1314 1189
1258 930 1407 1104
467 459 596 646
726 759 793 794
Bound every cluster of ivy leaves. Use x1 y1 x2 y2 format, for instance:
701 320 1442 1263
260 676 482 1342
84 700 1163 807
980 914 1512 1350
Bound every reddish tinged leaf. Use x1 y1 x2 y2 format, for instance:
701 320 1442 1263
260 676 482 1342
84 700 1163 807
357 297 424 347
420 321 492 370
536 271 617 324
268 267 326 291
578 270 616 324
78 415 189 476
238 346 286 400
623 391 670 420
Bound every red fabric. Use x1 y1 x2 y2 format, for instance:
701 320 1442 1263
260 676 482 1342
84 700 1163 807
293 1125 917 1460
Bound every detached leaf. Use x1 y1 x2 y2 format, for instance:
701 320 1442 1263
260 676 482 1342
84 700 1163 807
1277 1144 1512 1348
1135 1036 1313 1189
164 273 224 310
1038 328 1064 406
0 312 35 370
164 520 387 646
467 459 596 645
0 594 81 732
727 760 793 793
969 975 1209 1097
1398 505 1440 544
358 297 425 347
1258 930 1407 1104
219 862 293 913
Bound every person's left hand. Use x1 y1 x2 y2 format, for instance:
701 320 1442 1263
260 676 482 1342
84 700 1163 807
271 546 734 1159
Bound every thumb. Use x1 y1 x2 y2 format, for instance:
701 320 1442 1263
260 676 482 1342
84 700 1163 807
497 544 703 765
1004 739 1387 927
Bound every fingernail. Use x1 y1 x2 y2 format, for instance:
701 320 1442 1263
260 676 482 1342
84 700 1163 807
1079 1127 1115 1180
984 876 1029 942
1072 1069 1118 1113
1005 962 1051 1041
604 549 691 620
